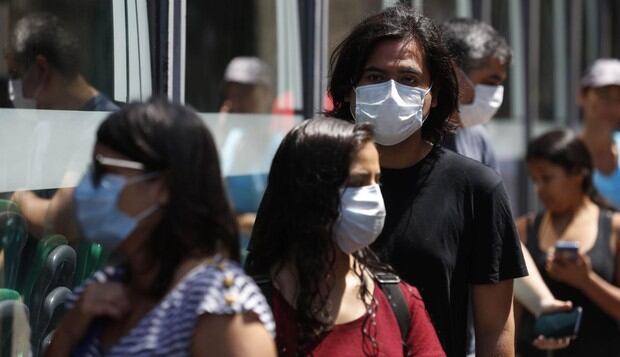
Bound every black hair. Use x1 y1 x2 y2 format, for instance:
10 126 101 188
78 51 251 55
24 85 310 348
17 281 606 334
441 18 512 74
246 117 395 355
96 98 239 297
10 12 81 78
526 129 616 211
326 5 458 144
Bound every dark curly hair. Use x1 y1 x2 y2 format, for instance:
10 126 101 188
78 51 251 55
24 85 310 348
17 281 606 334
245 117 395 355
326 5 458 144
96 98 239 297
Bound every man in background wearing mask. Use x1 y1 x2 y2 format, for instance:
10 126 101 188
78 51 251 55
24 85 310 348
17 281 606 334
327 7 527 356
7 13 118 240
442 18 574 355
5 12 117 111
441 18 508 172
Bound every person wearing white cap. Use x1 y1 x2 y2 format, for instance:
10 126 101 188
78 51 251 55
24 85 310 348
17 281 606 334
579 58 620 208
219 56 273 114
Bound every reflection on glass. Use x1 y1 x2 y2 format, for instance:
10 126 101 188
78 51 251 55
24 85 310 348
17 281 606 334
5 13 117 111
0 5 122 356
220 56 275 114
185 0 302 260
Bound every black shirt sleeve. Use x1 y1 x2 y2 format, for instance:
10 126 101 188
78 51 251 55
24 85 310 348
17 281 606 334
468 181 528 284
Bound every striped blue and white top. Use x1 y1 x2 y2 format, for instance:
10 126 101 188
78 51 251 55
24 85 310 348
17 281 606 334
64 256 274 356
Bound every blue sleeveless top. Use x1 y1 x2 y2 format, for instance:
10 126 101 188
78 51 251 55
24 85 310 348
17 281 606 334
593 132 620 209
65 256 274 356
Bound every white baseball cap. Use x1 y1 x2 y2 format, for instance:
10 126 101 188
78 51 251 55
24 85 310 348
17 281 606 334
224 57 271 85
581 58 620 88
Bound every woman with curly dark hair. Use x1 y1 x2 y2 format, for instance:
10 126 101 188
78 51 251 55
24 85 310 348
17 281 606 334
245 117 444 356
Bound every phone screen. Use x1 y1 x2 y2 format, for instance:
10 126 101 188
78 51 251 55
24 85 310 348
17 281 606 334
554 241 579 261
533 307 583 338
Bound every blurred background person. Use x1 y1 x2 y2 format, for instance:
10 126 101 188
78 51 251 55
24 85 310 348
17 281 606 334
246 118 444 356
579 58 620 209
517 129 620 357
5 12 117 111
441 17 509 172
47 99 275 356
219 56 274 114
8 12 118 241
441 18 573 353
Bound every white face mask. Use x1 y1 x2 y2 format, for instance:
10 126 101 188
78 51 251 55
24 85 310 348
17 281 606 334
354 80 432 146
333 183 386 254
459 84 504 127
8 78 37 109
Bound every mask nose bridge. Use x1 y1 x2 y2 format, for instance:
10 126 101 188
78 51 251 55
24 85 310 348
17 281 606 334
388 79 404 103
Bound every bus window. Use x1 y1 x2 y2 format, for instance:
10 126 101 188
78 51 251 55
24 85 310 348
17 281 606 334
185 0 303 257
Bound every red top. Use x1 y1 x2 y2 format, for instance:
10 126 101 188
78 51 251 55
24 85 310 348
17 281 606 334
273 282 446 357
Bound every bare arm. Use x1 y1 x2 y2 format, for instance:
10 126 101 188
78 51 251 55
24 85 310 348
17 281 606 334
192 312 276 357
11 191 50 238
515 243 572 316
547 252 620 319
10 187 77 241
472 279 515 357
514 217 572 316
579 269 620 319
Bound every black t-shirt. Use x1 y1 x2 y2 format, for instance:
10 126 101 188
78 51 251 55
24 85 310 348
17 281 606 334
373 145 527 357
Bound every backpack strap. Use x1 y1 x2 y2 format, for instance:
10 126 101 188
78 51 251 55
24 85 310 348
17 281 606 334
374 272 411 350
253 274 274 307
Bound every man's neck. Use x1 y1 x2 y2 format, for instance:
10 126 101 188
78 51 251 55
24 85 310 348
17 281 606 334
40 74 99 110
377 131 434 169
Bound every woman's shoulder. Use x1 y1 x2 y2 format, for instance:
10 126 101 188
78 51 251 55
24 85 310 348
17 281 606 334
188 257 275 335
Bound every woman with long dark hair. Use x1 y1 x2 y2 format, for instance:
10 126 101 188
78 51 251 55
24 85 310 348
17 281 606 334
245 117 444 356
517 129 620 356
47 99 275 356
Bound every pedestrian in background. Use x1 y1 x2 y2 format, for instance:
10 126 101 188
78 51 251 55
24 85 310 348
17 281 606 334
517 129 620 357
579 59 620 209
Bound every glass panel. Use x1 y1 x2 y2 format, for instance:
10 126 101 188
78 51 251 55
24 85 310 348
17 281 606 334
185 0 303 260
0 1 153 355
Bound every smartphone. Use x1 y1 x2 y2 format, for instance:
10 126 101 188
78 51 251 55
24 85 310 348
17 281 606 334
533 307 583 338
554 241 579 261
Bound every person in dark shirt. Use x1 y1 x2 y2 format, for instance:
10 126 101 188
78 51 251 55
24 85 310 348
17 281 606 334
326 6 527 356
